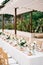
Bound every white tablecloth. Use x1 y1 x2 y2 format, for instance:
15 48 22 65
0 38 43 65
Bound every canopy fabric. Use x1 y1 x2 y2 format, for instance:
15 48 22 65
0 0 43 15
0 0 32 15
0 0 14 15
29 0 43 12
13 0 43 12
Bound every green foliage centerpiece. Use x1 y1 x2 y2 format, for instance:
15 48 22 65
6 35 10 39
0 32 2 35
18 38 26 51
18 38 26 47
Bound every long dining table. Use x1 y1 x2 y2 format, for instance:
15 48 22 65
0 38 43 65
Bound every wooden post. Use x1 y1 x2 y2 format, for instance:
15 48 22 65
2 14 4 32
20 15 23 31
30 12 32 33
14 8 17 35
42 26 43 32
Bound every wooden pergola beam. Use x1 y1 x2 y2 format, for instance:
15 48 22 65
0 5 4 9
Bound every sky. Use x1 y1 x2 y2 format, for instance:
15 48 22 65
0 0 4 5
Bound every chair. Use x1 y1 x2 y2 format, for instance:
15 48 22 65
0 48 4 65
36 40 43 51
36 40 42 48
0 48 9 65
2 52 9 65
0 48 3 53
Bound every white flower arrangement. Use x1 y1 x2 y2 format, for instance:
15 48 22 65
18 38 26 47
6 35 10 39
